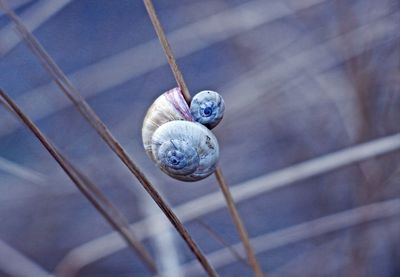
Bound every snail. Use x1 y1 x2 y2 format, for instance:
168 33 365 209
142 88 225 181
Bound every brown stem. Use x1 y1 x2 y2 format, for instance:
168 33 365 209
196 219 248 267
214 168 264 277
142 0 191 103
0 3 216 276
142 0 265 276
0 89 158 276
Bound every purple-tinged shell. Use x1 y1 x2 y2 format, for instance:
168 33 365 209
142 87 220 182
142 87 193 161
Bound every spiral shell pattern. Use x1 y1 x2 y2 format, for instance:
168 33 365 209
190 90 225 129
142 87 223 181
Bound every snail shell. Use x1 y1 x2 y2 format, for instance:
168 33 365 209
190 90 225 129
142 88 223 181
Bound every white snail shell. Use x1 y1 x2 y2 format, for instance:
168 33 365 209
190 90 225 129
142 88 224 181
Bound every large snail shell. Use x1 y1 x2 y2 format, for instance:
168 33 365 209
142 87 221 182
151 121 219 181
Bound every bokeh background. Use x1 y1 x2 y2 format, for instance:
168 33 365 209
0 0 400 276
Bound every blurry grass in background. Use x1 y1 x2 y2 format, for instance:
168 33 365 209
0 0 399 276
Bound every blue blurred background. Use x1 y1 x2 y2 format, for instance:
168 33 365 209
0 0 399 276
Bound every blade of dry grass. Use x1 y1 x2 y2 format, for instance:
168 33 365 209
142 0 191 103
196 219 248 267
0 0 332 139
143 0 264 276
181 198 400 275
20 6 396 177
0 0 73 56
0 99 47 185
0 0 31 17
0 3 217 276
0 89 158 276
0 239 52 277
214 168 262 273
53 132 400 275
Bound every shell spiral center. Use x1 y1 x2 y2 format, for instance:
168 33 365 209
157 139 200 175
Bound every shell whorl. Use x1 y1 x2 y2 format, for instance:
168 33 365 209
190 90 225 129
142 88 194 161
151 121 219 181
142 87 222 182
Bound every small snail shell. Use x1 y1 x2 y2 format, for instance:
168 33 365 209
142 88 223 181
190 90 225 129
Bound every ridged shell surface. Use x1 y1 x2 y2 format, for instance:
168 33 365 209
151 120 219 181
190 90 225 129
142 87 221 182
142 88 193 161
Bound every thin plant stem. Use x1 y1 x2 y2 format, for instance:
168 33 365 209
0 0 73 55
196 219 248 267
142 0 264 276
0 89 158 276
142 0 191 103
0 3 217 276
52 132 400 274
182 198 400 274
214 168 264 277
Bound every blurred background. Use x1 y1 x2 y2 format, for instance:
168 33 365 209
0 0 399 276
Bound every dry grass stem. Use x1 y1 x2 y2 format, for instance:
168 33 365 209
214 167 264 276
142 0 191 103
182 198 400 274
0 0 73 55
143 0 264 276
0 89 158 276
54 132 400 274
0 0 349 139
3 1 398 276
0 2 216 276
196 220 248 266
